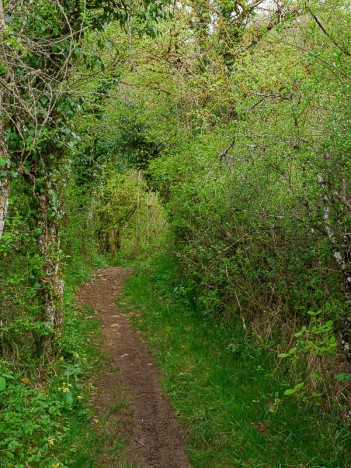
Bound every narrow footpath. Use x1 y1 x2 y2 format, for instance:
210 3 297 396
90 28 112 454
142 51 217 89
77 267 189 468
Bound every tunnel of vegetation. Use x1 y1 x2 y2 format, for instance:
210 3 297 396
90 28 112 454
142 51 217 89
1 0 351 465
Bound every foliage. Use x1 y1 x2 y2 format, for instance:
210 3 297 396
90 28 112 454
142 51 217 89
3 0 351 464
93 0 351 409
0 284 100 468
96 169 167 258
122 252 351 467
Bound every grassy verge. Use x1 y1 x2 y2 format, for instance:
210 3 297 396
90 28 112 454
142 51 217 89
122 252 351 468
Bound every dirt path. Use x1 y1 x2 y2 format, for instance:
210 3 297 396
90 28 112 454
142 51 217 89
77 267 189 468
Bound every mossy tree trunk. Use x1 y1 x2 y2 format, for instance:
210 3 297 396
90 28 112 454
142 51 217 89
0 0 9 242
35 176 64 354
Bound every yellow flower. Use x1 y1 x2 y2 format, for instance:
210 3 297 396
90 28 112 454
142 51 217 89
62 387 69 393
52 464 60 468
48 436 55 447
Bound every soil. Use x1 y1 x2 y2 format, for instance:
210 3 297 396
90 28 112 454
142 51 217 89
77 267 189 468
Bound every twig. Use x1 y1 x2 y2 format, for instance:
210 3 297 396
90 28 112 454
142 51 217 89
134 438 149 448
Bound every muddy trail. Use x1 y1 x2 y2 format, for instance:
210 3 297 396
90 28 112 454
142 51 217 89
77 267 189 468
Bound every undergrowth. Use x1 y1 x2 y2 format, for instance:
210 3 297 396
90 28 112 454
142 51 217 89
0 258 114 468
122 251 351 468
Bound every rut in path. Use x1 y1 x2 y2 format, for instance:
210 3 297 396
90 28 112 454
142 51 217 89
77 267 189 468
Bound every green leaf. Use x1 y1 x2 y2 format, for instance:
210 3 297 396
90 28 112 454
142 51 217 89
0 377 6 391
0 63 7 76
65 390 74 407
284 388 296 396
147 24 158 38
336 372 351 381
294 382 304 390
74 47 82 58
2 373 15 380
308 310 321 316
0 158 6 167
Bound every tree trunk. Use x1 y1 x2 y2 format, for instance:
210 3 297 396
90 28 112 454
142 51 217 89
0 0 9 242
116 229 121 251
109 225 116 254
0 131 9 242
35 177 64 355
136 170 141 249
319 176 351 369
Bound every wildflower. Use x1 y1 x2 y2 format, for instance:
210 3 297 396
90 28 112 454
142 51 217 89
58 382 73 392
48 436 55 447
58 383 71 392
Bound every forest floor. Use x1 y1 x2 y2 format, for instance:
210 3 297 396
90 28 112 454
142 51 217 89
76 267 189 468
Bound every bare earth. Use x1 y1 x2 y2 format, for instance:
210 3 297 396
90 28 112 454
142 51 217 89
77 267 189 468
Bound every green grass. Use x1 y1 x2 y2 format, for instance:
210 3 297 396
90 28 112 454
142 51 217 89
122 252 351 468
